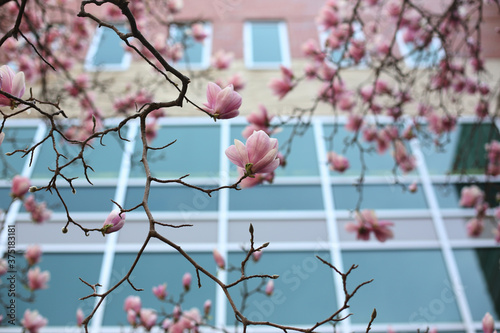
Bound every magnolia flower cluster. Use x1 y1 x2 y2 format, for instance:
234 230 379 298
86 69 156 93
102 210 126 235
10 175 52 223
485 141 500 176
203 82 242 119
345 210 394 242
0 65 25 108
22 309 48 333
124 296 158 331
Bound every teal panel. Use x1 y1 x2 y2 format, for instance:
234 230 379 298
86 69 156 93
93 25 128 66
10 253 101 326
130 125 220 178
229 184 323 211
230 124 319 177
126 185 218 213
0 127 39 179
0 188 13 212
32 127 126 179
170 25 204 65
102 252 215 326
455 248 500 320
226 251 335 326
333 184 427 210
342 250 461 324
251 22 282 63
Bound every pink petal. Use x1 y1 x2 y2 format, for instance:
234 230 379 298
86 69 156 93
12 72 25 98
215 85 242 116
225 139 248 168
246 131 272 163
206 82 221 107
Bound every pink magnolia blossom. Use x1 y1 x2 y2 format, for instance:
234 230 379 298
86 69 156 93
225 130 280 177
393 141 416 173
21 309 47 333
348 40 366 64
252 250 263 262
227 73 245 91
0 259 7 276
140 309 157 331
459 185 484 208
191 23 208 42
145 121 159 143
363 126 377 142
24 197 51 224
0 65 25 108
408 182 418 193
242 104 274 139
482 313 495 333
466 218 484 237
102 210 125 234
127 309 137 327
124 295 141 313
182 272 192 290
11 175 30 198
346 210 394 242
475 100 489 119
76 308 84 327
24 245 42 266
203 82 241 119
345 114 363 132
265 279 274 296
327 151 349 173
180 308 202 329
27 267 50 290
269 66 294 100
213 248 225 269
167 0 183 13
168 43 184 63
345 218 371 241
204 299 212 316
211 50 233 70
239 170 274 188
152 283 167 300
317 4 339 30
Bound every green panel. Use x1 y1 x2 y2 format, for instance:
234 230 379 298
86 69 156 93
93 25 128 66
423 123 500 175
226 251 336 326
20 186 116 213
323 125 417 177
454 248 500 320
230 124 319 177
130 125 220 178
434 183 500 209
333 184 427 210
251 22 282 63
342 250 461 324
126 185 218 213
0 127 39 179
229 184 323 211
103 252 215 326
32 127 126 179
11 253 101 326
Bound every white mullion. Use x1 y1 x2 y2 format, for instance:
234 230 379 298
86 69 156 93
313 119 350 333
0 122 46 257
91 120 137 333
215 121 230 328
410 138 474 333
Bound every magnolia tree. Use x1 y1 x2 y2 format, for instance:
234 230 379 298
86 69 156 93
0 0 499 332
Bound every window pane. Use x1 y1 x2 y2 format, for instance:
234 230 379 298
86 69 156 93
170 24 204 65
130 125 220 178
226 251 336 326
230 124 319 177
342 250 461 324
14 253 102 326
230 185 323 211
251 22 282 63
92 24 128 66
333 184 427 210
0 127 38 178
103 252 215 326
454 248 500 320
126 185 219 213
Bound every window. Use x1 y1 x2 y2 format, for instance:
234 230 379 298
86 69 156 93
243 21 291 69
169 22 213 69
319 21 368 68
84 24 132 71
396 30 445 68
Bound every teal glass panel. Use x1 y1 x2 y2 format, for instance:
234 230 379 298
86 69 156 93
454 248 500 320
126 185 218 213
323 125 417 177
230 124 319 177
130 125 219 178
0 188 12 212
226 251 335 326
102 252 215 326
20 186 116 213
333 184 427 210
11 253 101 326
229 184 323 211
32 127 126 179
251 22 282 63
423 123 500 175
93 24 128 66
342 250 461 324
434 183 500 209
170 25 204 65
0 127 39 179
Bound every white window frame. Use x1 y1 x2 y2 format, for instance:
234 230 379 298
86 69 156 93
243 20 291 69
396 30 445 68
169 22 213 70
84 24 132 72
